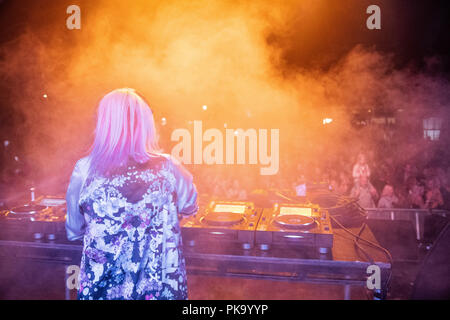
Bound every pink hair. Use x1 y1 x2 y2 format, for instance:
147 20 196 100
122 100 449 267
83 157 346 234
88 88 159 175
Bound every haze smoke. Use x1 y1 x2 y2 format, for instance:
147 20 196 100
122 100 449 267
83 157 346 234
0 0 448 193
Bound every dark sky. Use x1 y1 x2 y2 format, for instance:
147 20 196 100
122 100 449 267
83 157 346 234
267 0 450 74
0 0 449 74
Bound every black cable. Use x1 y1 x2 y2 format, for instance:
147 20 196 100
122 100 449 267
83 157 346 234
275 190 394 297
353 223 375 264
314 192 367 218
330 215 393 265
276 190 386 261
332 228 375 300
330 215 393 294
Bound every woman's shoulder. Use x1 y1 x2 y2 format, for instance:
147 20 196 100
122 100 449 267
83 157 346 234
68 157 90 187
76 156 90 167
147 152 182 167
73 156 90 175
139 153 176 173
149 153 193 180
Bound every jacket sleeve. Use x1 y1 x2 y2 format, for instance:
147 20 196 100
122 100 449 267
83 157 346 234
169 156 198 216
65 158 88 241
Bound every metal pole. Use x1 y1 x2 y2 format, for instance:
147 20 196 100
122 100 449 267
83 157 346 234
343 284 351 300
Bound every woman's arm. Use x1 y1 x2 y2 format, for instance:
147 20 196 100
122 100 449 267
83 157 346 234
169 156 198 216
65 159 88 241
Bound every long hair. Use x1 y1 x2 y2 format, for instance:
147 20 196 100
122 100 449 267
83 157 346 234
88 88 159 175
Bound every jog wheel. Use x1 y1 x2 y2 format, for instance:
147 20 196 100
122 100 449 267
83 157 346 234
201 212 244 227
273 215 315 229
10 204 48 215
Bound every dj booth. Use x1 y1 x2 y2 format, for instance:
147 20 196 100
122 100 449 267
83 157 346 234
0 194 392 300
0 229 390 300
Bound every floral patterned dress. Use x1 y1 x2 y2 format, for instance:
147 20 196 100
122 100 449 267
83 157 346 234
65 154 198 300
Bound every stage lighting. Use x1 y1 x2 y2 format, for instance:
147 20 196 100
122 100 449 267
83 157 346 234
161 117 167 126
202 105 208 111
43 94 48 99
323 118 333 125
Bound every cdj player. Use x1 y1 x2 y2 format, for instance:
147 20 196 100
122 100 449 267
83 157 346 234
0 196 67 242
180 201 263 250
0 195 334 255
255 203 333 253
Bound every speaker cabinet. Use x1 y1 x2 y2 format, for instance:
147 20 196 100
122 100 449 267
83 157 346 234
411 222 450 299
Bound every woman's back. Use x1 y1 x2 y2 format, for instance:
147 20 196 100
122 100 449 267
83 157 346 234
67 154 197 300
66 88 197 300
